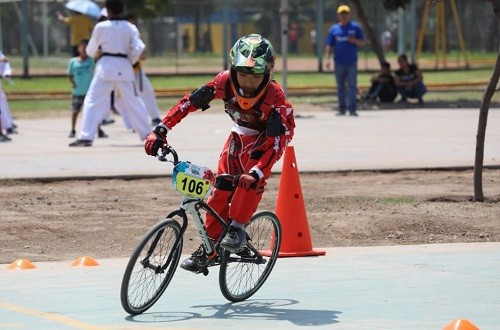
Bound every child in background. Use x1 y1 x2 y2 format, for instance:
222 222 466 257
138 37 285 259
67 39 107 138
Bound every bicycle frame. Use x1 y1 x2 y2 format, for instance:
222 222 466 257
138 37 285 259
145 146 267 272
152 196 228 272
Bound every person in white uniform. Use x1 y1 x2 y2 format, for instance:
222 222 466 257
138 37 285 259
124 13 161 126
69 0 150 147
0 51 15 141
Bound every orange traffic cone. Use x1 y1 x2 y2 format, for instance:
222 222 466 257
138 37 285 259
275 146 325 257
442 319 479 330
71 256 100 267
7 259 37 270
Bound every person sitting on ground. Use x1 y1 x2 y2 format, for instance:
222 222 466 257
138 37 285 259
394 54 427 105
363 61 397 103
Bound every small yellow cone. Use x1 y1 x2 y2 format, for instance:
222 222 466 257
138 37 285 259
7 259 37 270
71 256 99 267
442 319 480 330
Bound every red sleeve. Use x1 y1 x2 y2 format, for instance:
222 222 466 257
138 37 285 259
161 71 229 129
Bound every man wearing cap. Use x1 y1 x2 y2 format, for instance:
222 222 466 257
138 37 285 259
324 4 365 116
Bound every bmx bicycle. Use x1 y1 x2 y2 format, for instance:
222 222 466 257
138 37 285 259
120 145 282 315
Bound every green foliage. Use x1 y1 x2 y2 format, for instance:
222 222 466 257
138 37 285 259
122 0 171 18
383 0 411 10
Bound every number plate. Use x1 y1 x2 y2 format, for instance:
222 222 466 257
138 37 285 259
172 162 214 199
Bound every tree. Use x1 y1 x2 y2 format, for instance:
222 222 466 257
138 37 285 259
350 0 386 64
122 0 171 18
473 0 500 201
430 0 500 201
383 0 411 10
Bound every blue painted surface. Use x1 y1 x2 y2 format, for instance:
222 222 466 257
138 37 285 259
1 243 498 329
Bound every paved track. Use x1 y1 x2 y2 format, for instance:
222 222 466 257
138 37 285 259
1 107 499 329
1 108 499 179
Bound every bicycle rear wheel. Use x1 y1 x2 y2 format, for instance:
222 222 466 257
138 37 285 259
121 218 182 315
219 210 282 302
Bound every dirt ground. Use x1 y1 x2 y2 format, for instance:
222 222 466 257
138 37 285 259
1 169 499 264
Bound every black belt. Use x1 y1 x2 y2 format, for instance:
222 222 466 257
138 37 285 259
101 52 128 58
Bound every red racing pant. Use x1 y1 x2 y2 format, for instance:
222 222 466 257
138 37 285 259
205 131 270 240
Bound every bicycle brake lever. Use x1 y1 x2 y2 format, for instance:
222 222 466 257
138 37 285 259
158 146 170 162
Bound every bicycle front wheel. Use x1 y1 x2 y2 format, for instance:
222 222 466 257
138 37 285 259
219 210 282 302
120 218 183 315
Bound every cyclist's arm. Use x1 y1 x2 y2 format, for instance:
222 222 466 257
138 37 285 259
160 72 226 129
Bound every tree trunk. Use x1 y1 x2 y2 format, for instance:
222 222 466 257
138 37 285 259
474 46 500 201
473 0 500 201
350 0 385 64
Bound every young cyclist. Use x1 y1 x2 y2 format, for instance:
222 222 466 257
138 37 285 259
144 34 295 273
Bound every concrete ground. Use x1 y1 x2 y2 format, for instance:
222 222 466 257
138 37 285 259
1 107 499 329
1 108 499 179
0 244 498 329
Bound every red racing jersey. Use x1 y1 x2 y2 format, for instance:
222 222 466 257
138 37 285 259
161 70 295 176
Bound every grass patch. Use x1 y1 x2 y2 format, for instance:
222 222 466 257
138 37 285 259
378 197 413 205
4 69 493 92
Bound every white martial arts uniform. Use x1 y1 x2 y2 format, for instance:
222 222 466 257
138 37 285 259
0 51 14 131
113 64 161 130
78 19 150 141
135 65 161 122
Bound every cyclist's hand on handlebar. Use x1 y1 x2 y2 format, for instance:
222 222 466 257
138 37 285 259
144 124 168 156
237 173 257 191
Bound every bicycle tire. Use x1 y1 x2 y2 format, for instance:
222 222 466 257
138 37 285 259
218 210 282 302
121 218 183 315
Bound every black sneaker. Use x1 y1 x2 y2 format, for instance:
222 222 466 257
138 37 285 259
151 118 161 126
69 139 92 147
101 117 115 126
0 134 12 142
180 244 216 273
220 226 247 252
6 128 17 134
68 130 76 138
98 128 108 138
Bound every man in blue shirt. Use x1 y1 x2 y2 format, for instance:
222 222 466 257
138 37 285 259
324 4 365 116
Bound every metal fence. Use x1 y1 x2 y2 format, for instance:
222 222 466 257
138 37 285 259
0 1 497 60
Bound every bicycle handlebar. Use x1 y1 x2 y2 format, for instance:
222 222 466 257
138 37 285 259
157 145 238 188
158 145 179 164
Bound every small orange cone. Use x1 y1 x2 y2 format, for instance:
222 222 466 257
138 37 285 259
7 259 37 270
71 256 100 267
442 319 480 330
275 146 325 257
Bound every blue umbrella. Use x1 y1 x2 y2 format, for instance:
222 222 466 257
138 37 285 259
65 0 101 19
